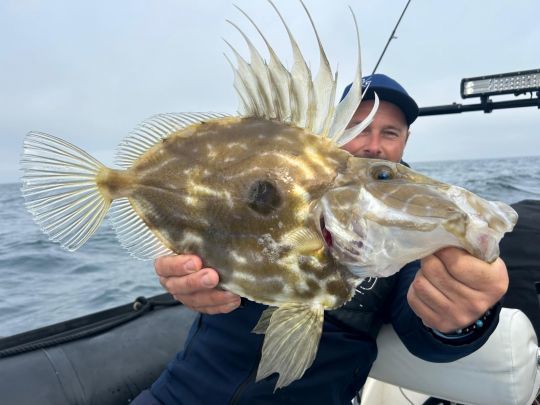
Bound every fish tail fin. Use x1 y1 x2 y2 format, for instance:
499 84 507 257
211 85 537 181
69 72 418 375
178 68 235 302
21 131 112 251
255 303 324 391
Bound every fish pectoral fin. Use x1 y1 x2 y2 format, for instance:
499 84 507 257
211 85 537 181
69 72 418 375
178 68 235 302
256 303 324 390
252 307 276 334
281 228 324 254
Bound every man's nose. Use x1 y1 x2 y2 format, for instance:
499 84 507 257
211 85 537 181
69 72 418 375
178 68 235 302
363 135 382 156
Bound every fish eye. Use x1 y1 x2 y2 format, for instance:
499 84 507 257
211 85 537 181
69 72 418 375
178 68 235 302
247 180 281 215
371 165 394 181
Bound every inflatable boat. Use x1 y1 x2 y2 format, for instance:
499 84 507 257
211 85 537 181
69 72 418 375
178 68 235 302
1 201 539 405
0 294 538 404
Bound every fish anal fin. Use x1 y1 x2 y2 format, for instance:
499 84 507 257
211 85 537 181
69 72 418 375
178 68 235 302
109 197 174 260
252 307 276 335
256 303 324 390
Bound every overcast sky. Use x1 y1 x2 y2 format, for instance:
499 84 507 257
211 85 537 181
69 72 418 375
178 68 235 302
1 0 539 183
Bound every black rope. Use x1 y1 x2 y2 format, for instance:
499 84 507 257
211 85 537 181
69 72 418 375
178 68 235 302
0 295 180 358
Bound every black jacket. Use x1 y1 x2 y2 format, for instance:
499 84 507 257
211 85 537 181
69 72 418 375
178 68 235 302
149 260 499 405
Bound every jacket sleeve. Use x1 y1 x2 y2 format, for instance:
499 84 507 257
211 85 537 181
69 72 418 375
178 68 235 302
389 260 501 362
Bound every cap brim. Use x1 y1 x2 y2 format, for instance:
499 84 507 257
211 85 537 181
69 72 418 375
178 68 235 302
363 87 419 126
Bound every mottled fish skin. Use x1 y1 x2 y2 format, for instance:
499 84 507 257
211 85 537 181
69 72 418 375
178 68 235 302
98 117 519 307
100 116 358 309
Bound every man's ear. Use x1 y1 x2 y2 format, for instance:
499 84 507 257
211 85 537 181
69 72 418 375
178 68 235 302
405 129 410 144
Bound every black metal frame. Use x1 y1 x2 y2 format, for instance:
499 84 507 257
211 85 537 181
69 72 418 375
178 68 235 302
419 91 540 117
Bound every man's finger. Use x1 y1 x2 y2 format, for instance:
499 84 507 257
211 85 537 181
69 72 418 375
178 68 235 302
154 255 202 277
199 301 241 314
409 269 453 313
434 247 506 290
162 268 219 295
407 286 440 330
189 291 241 311
420 254 470 300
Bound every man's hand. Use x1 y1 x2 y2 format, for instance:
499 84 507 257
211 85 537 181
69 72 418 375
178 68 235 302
407 247 509 333
155 255 241 314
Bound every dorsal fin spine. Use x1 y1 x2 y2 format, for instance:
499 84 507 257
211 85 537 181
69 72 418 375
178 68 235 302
226 2 370 141
233 4 292 122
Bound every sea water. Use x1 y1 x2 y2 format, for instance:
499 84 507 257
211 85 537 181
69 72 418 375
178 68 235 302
1 156 539 337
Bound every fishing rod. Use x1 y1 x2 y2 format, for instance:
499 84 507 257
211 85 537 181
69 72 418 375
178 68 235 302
372 0 412 75
370 1 540 116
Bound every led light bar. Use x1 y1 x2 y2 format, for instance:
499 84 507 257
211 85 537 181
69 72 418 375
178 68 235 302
461 69 540 99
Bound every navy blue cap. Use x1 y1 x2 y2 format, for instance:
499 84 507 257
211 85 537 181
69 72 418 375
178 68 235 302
340 74 419 126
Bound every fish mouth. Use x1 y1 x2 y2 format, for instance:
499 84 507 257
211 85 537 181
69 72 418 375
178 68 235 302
315 194 366 263
319 213 366 264
319 216 333 248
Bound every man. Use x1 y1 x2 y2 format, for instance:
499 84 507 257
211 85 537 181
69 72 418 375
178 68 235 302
500 199 540 336
138 74 509 404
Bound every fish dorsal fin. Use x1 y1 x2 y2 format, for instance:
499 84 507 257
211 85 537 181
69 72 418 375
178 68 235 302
267 0 313 129
109 197 174 260
297 0 336 135
226 2 371 141
336 92 380 146
231 5 292 122
228 15 276 119
114 112 229 169
327 7 366 144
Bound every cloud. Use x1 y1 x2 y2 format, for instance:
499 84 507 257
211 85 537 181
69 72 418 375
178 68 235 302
1 0 539 184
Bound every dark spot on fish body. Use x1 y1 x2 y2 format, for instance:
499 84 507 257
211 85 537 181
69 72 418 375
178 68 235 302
247 180 282 214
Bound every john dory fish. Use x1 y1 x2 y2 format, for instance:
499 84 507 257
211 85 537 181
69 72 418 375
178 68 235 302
20 1 517 390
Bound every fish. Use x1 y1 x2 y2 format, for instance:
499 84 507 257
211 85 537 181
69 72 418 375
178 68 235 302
20 0 517 391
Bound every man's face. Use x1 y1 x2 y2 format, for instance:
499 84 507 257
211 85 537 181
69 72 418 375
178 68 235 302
342 99 409 163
